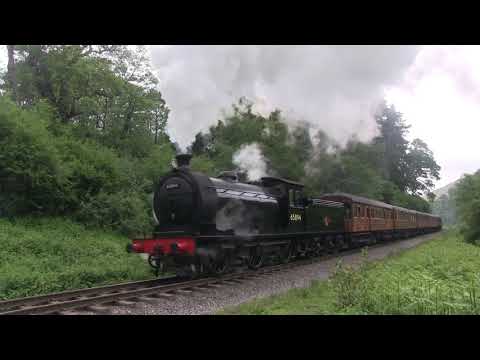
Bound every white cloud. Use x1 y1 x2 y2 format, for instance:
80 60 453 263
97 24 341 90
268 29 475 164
386 46 480 188
149 45 419 149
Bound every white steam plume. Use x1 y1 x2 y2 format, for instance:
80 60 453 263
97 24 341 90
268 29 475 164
149 45 421 150
233 143 267 181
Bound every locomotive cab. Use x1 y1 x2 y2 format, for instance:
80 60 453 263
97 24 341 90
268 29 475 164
260 177 306 232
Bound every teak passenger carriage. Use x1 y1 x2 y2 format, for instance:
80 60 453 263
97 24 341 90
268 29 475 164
127 154 442 277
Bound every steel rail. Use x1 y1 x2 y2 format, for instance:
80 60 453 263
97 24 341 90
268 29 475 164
0 275 179 314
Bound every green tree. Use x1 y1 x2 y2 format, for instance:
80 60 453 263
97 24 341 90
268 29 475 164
373 102 410 191
373 102 440 196
2 45 169 158
405 139 441 195
0 97 65 215
432 192 457 226
454 171 480 243
190 132 208 156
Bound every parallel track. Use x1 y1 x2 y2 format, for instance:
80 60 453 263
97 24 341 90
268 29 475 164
0 234 438 315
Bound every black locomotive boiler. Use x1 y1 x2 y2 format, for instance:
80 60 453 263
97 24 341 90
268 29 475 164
127 154 441 276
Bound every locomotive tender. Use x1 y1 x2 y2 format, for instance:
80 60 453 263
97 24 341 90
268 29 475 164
127 154 442 276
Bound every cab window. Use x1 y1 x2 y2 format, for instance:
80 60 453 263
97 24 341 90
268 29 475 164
295 190 303 206
289 189 295 206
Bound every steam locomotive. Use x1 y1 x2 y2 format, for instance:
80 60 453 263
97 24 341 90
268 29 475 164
127 154 442 277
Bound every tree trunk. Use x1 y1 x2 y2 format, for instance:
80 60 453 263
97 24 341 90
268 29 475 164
6 45 17 102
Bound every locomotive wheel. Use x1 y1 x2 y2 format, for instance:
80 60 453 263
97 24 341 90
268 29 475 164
247 248 264 270
189 263 205 279
302 241 312 258
336 235 347 250
148 255 165 277
211 260 228 275
281 242 295 264
313 241 323 256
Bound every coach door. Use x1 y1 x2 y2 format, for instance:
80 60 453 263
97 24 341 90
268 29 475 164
344 204 353 232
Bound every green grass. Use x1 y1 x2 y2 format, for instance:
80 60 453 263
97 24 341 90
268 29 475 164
0 217 153 300
220 231 480 315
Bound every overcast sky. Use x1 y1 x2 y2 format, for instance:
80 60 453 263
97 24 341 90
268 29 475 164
1 45 478 189
384 46 480 188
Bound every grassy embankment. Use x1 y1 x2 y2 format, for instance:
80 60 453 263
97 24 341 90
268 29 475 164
220 231 480 315
0 217 152 300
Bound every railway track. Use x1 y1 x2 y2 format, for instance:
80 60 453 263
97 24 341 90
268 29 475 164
0 235 436 315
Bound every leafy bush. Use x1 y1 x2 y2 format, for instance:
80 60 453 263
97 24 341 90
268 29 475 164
330 249 371 309
75 190 152 237
329 232 480 314
0 97 65 216
0 95 175 235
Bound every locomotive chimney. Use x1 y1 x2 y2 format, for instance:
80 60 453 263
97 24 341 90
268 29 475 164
176 153 193 168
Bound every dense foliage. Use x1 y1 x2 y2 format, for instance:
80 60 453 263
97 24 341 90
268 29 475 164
453 171 480 243
1 45 175 236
